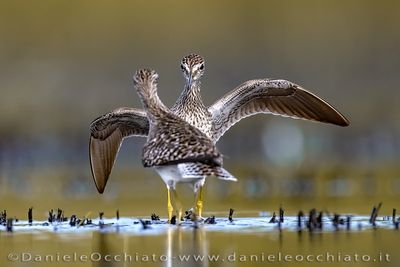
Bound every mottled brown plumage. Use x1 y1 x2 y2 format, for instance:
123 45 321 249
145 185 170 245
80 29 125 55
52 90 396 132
132 69 230 181
141 114 222 167
89 54 349 195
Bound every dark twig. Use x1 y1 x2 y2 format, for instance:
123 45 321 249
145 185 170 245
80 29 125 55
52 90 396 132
346 216 351 230
307 209 317 231
28 207 33 225
332 214 340 231
228 208 234 222
297 211 304 231
317 211 323 229
6 218 13 232
48 209 54 223
56 209 64 222
139 219 150 230
279 206 284 223
369 202 382 227
204 216 216 224
269 212 277 223
392 209 396 224
69 215 77 227
369 206 376 224
151 213 160 221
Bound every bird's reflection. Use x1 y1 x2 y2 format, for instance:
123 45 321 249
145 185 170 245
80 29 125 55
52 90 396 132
165 226 209 267
91 226 209 267
92 232 114 267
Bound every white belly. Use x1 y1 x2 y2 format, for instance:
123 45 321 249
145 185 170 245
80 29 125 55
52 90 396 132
155 165 205 191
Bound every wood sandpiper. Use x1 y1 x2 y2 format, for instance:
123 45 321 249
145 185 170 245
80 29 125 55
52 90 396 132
89 54 349 220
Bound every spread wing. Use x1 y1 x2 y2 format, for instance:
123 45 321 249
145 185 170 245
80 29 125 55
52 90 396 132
208 79 350 142
89 107 149 193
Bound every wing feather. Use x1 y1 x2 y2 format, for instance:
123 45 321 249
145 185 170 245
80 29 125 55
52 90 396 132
209 79 349 142
89 107 149 193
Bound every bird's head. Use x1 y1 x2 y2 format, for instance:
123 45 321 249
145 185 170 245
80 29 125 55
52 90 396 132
180 53 205 86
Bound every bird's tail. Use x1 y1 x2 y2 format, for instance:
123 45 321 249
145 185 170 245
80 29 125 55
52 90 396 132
178 163 237 181
212 166 237 181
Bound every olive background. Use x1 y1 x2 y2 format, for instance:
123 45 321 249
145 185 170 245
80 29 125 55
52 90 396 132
0 0 399 218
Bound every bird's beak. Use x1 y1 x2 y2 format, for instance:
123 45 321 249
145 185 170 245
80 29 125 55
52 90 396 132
188 74 193 87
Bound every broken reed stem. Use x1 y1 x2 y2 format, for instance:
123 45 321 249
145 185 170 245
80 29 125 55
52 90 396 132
307 209 317 231
332 214 340 231
170 215 177 225
346 216 351 230
269 212 277 223
48 209 54 223
151 213 160 221
57 209 63 222
392 209 396 224
6 218 13 232
228 208 234 222
369 207 376 224
369 202 382 227
204 215 216 224
297 211 304 230
139 219 149 229
28 207 33 225
69 215 77 227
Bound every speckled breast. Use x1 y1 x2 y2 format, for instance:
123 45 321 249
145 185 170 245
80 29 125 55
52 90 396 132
176 109 213 139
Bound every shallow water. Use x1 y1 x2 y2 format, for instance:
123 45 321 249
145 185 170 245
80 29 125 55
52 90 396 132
1 166 399 266
0 216 398 267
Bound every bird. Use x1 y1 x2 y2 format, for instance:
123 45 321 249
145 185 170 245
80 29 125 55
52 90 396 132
132 69 235 221
89 53 349 219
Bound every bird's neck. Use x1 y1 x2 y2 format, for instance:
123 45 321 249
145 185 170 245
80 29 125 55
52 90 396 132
141 92 170 122
173 81 207 112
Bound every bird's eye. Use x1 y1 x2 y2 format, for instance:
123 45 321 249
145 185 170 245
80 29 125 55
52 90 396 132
199 64 204 70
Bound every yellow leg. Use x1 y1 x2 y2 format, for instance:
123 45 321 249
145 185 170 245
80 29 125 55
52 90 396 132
172 189 183 222
195 185 204 219
167 188 173 222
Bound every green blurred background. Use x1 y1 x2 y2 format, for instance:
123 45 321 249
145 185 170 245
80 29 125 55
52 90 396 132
1 0 399 219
